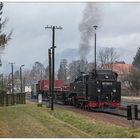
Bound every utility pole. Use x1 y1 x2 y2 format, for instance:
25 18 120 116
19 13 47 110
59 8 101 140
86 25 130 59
9 62 15 94
93 25 98 74
48 48 52 108
45 25 62 110
20 64 25 93
8 73 11 92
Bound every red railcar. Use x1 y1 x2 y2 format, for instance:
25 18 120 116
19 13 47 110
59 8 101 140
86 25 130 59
37 80 64 92
55 80 64 88
38 80 49 91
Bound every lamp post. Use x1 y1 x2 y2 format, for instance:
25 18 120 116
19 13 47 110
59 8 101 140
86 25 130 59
93 25 98 74
20 64 25 93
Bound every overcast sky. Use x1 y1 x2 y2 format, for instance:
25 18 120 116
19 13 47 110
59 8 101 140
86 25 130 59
1 2 140 73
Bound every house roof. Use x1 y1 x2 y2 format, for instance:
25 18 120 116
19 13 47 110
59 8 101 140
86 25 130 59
102 63 133 75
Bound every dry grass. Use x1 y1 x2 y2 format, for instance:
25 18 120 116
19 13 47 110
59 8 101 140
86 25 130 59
0 101 140 138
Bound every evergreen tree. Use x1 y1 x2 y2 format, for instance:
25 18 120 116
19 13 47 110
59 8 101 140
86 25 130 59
133 47 140 68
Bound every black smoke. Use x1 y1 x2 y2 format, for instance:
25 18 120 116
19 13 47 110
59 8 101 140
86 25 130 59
79 3 101 61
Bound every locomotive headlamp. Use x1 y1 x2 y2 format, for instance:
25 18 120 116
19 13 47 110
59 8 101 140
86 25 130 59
97 88 101 92
113 89 116 93
105 75 109 79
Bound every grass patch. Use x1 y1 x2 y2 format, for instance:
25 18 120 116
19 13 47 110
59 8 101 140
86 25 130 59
0 101 140 138
49 108 140 138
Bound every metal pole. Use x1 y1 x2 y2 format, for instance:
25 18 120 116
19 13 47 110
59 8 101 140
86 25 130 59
51 26 55 110
9 62 15 94
8 73 11 92
131 104 135 128
93 25 98 74
95 31 96 71
20 65 24 93
12 64 14 93
20 67 22 93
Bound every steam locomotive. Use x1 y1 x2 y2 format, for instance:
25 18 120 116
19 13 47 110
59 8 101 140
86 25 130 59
67 69 121 109
31 69 121 109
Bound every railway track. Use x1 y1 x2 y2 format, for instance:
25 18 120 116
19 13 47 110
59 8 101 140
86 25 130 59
103 103 140 121
26 94 140 124
26 91 140 127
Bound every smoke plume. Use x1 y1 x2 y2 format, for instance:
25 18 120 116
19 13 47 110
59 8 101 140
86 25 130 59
79 3 101 61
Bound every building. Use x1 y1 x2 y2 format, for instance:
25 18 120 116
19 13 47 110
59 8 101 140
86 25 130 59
102 61 133 76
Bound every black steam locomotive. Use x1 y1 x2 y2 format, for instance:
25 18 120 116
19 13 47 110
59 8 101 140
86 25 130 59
68 69 121 109
55 69 121 109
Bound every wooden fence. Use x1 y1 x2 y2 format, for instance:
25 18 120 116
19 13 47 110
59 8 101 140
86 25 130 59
0 91 26 106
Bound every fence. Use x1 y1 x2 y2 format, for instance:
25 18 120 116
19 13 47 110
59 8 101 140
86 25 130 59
0 91 26 106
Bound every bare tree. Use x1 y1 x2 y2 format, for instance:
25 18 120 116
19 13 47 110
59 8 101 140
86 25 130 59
45 65 49 80
98 47 119 67
30 62 46 83
23 69 33 86
57 59 68 84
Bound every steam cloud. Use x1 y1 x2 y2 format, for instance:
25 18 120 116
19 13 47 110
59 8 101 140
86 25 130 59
79 3 101 61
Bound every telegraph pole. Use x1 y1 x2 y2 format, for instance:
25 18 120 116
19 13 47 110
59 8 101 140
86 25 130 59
48 48 52 108
9 62 15 94
45 25 62 110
